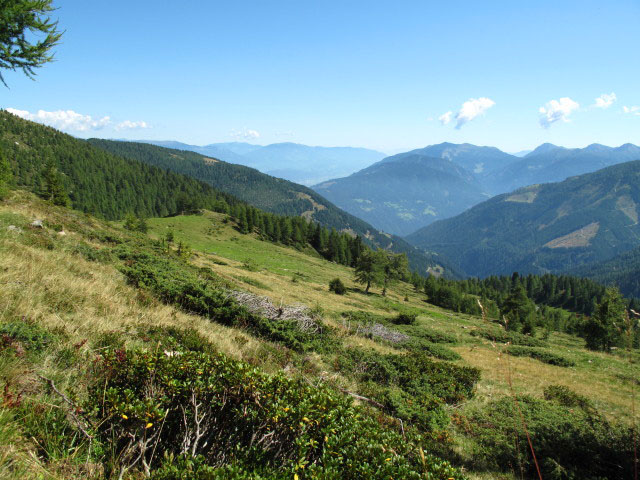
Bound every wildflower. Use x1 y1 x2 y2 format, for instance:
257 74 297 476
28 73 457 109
145 422 153 429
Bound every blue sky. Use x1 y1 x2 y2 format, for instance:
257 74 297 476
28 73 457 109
2 0 639 153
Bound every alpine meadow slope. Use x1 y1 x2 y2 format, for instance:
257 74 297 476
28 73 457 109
88 138 452 276
406 160 640 278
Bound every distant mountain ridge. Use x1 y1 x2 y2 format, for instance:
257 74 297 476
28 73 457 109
485 142 640 194
405 160 640 278
313 151 488 236
134 139 386 185
311 141 640 236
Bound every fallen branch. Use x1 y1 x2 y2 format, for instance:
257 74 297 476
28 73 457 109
338 387 385 409
38 375 94 441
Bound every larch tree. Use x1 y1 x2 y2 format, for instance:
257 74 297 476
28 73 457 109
0 0 63 86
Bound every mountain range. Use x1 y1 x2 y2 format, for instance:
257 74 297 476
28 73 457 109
312 142 640 236
88 139 455 276
313 149 489 236
405 160 640 278
135 140 386 186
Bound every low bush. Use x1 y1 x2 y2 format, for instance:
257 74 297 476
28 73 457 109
391 312 417 325
328 278 346 295
0 319 57 354
470 328 547 347
86 347 464 479
403 338 461 361
506 346 575 367
338 348 479 430
543 385 596 414
464 395 635 479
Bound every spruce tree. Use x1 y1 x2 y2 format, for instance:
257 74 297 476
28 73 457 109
41 159 70 206
584 287 625 351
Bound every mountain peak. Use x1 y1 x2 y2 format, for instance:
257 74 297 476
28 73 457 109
526 143 562 157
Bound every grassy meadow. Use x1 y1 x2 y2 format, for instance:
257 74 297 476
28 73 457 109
0 191 637 479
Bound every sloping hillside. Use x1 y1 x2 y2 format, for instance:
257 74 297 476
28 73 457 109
88 139 452 276
314 153 488 236
137 139 386 185
406 161 640 277
569 246 640 298
0 191 637 480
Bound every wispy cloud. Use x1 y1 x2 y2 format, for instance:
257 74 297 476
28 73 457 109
593 92 616 109
454 97 495 129
115 120 150 130
439 98 495 129
7 108 111 132
438 111 453 125
623 105 640 116
230 127 260 140
538 97 580 128
6 107 150 133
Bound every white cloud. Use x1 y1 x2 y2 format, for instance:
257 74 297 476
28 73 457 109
623 105 640 116
230 127 260 140
452 97 495 129
115 120 150 130
7 108 111 132
593 92 616 109
538 97 580 128
439 111 453 125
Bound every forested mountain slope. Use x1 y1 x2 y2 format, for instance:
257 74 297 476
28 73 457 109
0 110 238 219
569 246 640 298
406 161 640 277
88 139 453 275
138 139 386 185
313 152 488 236
485 142 640 194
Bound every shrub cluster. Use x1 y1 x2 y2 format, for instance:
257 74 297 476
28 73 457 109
338 348 479 430
115 245 337 352
470 328 547 347
86 346 464 479
328 277 347 295
463 392 636 479
506 345 575 367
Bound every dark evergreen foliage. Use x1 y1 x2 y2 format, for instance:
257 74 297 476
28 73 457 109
86 138 457 276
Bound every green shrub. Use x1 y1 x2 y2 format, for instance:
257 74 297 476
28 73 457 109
338 348 479 429
506 346 575 367
396 325 458 344
403 338 461 361
470 328 547 347
0 319 56 353
70 242 113 263
543 385 595 413
391 312 417 325
328 277 347 295
86 347 464 479
464 395 635 479
115 247 249 326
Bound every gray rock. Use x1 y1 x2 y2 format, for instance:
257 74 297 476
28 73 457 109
7 225 22 233
31 219 43 228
